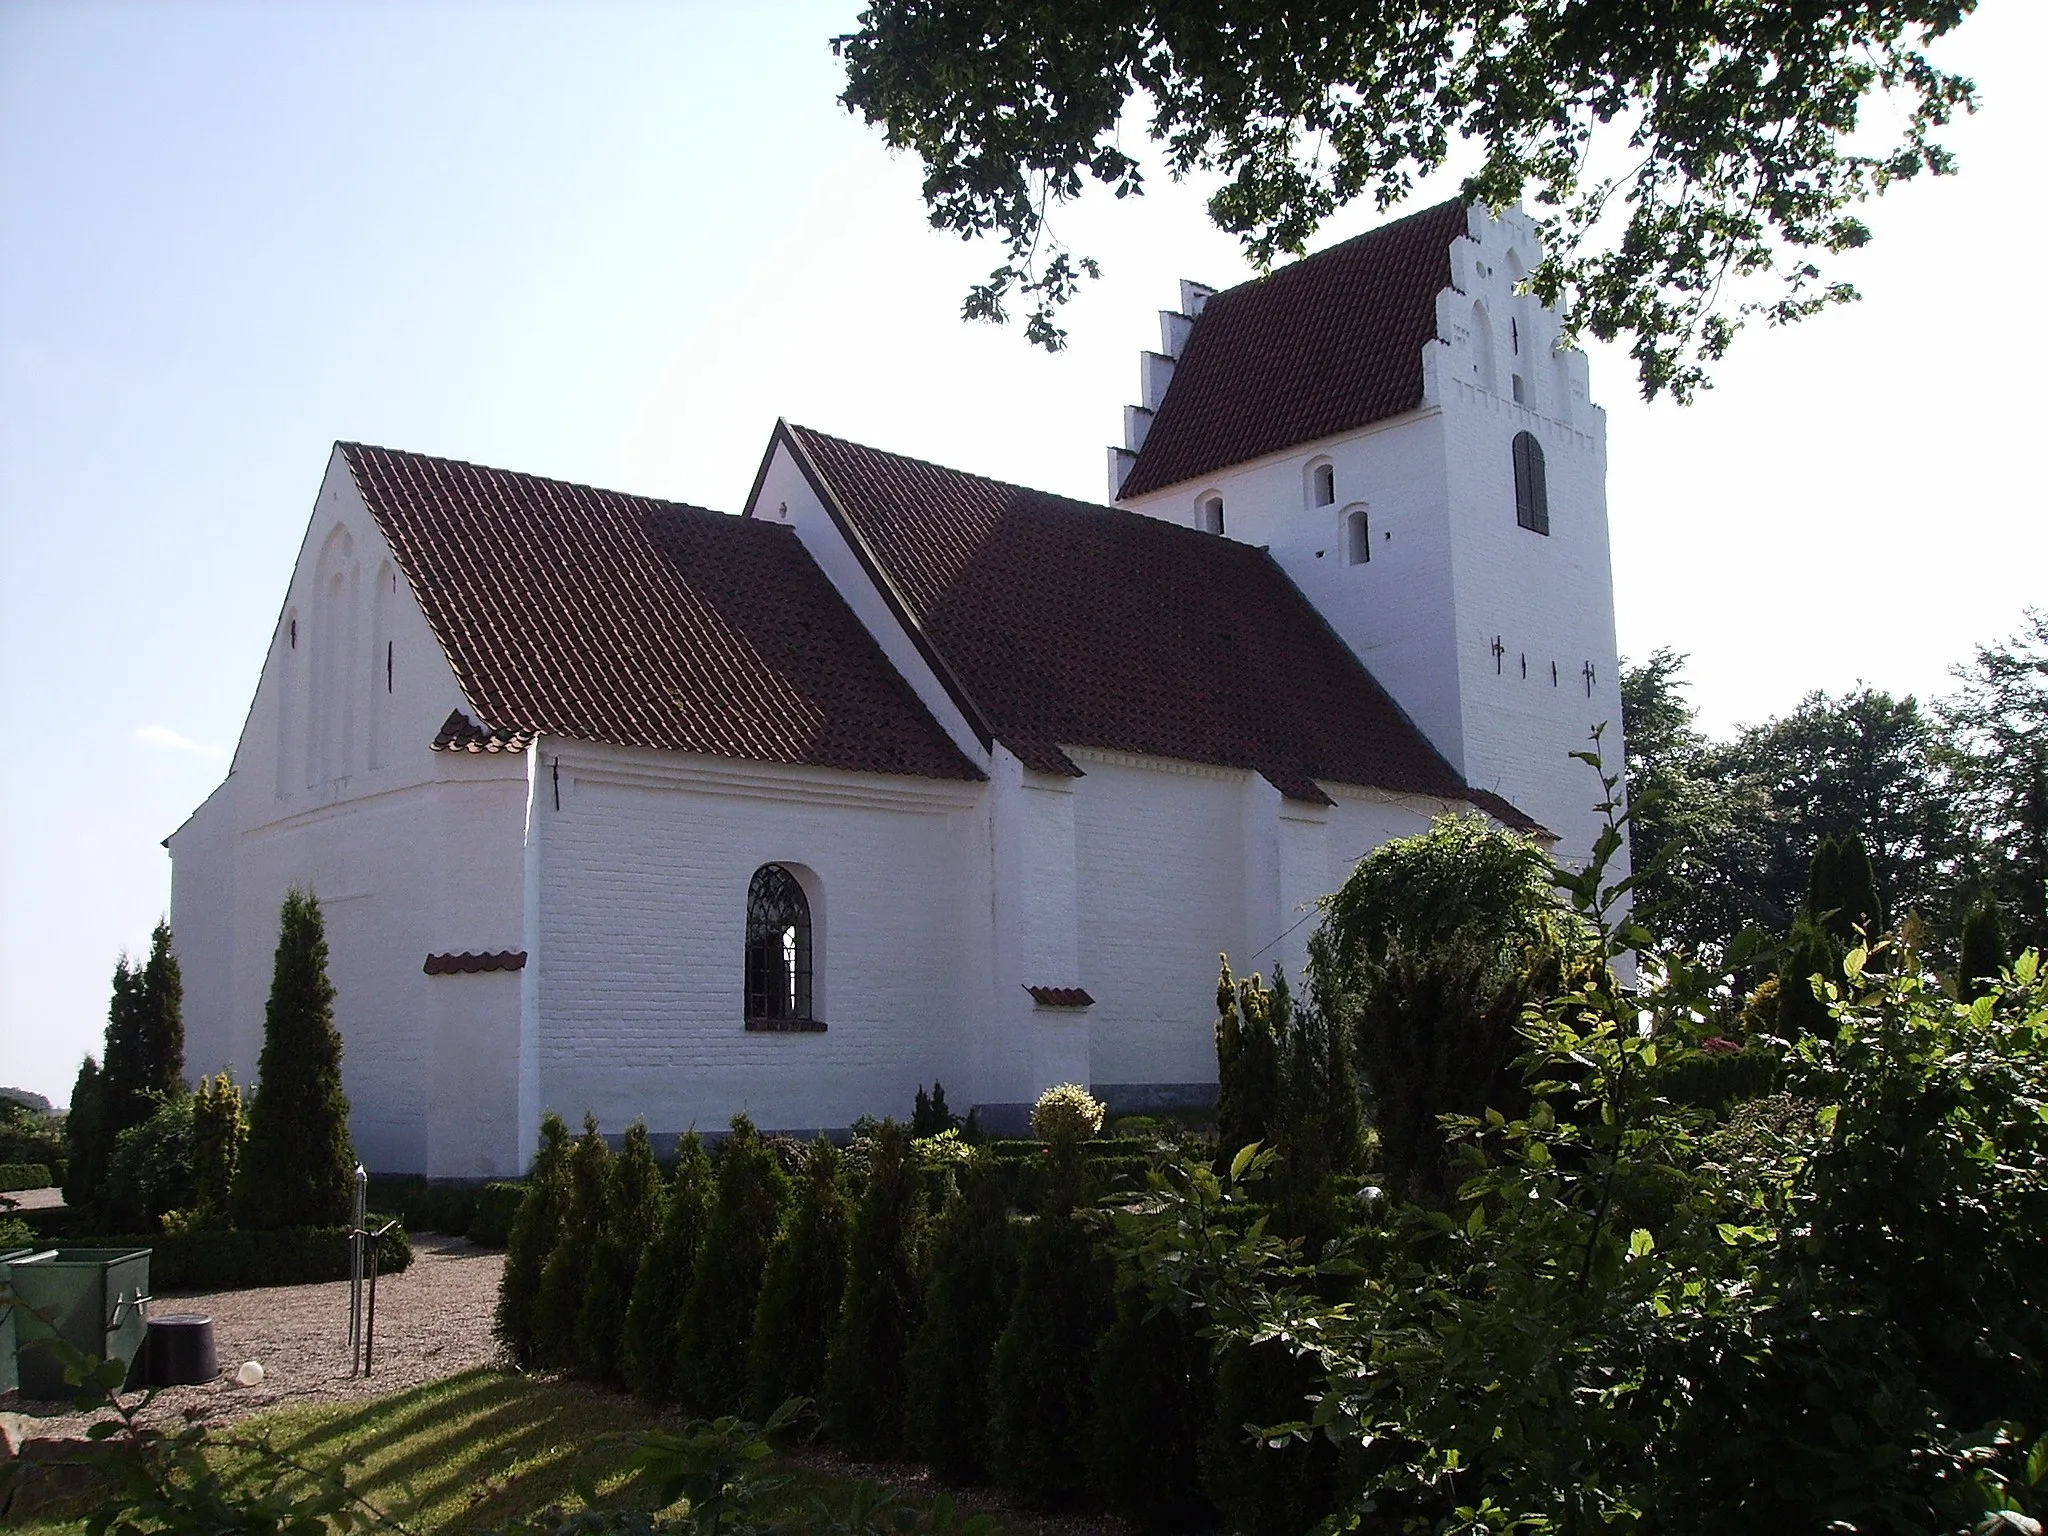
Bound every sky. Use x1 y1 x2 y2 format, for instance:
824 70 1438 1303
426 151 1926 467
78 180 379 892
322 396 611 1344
2 1 2042 1106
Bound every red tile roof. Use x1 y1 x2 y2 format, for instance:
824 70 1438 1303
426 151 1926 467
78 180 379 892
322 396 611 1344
1025 985 1095 1008
342 444 982 782
1118 198 1469 499
430 709 532 754
783 424 1537 827
423 950 527 975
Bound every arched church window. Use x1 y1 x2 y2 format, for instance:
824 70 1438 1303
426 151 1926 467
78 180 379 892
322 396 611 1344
1512 431 1549 535
1199 493 1225 534
745 864 813 1025
1344 505 1371 565
1310 461 1335 507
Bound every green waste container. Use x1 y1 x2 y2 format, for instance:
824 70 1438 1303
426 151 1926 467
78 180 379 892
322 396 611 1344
0 1247 56 1396
10 1247 152 1399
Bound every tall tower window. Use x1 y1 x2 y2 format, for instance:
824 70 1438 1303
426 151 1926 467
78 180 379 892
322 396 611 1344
1199 493 1225 534
1344 506 1371 565
1310 462 1335 507
1512 431 1549 535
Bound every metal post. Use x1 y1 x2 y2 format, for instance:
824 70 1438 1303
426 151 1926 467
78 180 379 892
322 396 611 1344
348 1164 366 1372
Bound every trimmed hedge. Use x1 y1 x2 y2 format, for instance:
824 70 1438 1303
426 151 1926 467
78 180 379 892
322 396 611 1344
56 1220 411 1291
467 1181 525 1247
0 1162 54 1191
367 1175 488 1237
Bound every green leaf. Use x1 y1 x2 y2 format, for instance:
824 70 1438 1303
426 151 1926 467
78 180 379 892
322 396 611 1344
1229 1142 1259 1182
1628 1228 1654 1259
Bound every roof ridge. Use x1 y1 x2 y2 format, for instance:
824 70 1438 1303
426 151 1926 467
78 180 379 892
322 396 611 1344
784 422 1261 553
1200 195 1469 307
338 440 732 520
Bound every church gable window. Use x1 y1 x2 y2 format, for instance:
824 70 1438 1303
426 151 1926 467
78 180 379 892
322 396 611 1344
1309 460 1335 507
1512 431 1549 535
1199 492 1225 534
744 863 819 1030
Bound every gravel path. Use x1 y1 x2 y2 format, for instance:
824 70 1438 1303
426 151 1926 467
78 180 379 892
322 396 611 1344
3 1234 505 1440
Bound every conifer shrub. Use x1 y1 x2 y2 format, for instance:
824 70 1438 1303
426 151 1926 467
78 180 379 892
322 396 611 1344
912 1081 960 1136
1092 1278 1216 1533
906 1152 1020 1483
63 1056 108 1208
495 1111 573 1369
674 1115 791 1414
623 1131 715 1407
576 1120 666 1388
1214 957 1284 1157
234 890 355 1230
189 1071 245 1227
823 1119 927 1457
986 1192 1115 1508
535 1114 613 1369
747 1136 852 1419
1958 895 2008 1000
1201 1338 1341 1536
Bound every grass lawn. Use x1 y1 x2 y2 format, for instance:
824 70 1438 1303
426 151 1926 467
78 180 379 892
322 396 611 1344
5 1370 1097 1536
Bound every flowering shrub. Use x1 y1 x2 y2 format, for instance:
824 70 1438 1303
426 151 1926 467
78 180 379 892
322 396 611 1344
1028 1084 1103 1145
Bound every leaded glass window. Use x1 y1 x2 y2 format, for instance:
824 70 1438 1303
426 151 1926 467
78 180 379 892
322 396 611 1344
745 864 812 1023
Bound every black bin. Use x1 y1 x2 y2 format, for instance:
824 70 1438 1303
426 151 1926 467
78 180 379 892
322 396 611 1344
144 1313 218 1386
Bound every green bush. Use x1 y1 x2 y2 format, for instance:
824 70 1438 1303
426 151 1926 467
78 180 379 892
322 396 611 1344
747 1137 851 1419
624 1132 713 1407
0 1162 53 1192
674 1116 790 1414
1092 1279 1216 1534
494 1112 573 1369
1311 814 1582 1207
823 1119 926 1456
56 1221 410 1290
104 1093 196 1232
535 1116 613 1368
987 1175 1115 1508
366 1175 487 1236
906 1154 1020 1483
467 1181 525 1247
1028 1082 1104 1144
576 1120 666 1388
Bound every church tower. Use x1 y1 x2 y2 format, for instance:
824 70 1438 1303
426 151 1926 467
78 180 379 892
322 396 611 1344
1110 200 1627 872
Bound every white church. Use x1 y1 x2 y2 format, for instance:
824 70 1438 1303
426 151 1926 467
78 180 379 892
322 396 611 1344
167 199 1627 1178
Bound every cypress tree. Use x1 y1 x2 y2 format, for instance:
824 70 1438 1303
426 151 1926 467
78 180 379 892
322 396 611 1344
62 1056 108 1208
234 889 355 1230
1958 896 2009 1001
906 1153 1020 1483
1092 1278 1215 1533
101 955 150 1142
674 1115 790 1414
986 1179 1115 1508
624 1132 714 1407
138 920 186 1101
495 1111 574 1368
747 1137 852 1419
577 1120 666 1388
1810 832 1884 944
537 1115 612 1369
823 1119 927 1457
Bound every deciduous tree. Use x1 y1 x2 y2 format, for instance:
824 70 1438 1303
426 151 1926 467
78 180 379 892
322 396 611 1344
835 0 1977 398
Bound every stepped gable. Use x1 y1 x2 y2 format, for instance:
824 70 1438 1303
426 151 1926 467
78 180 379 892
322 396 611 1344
1118 198 1469 499
784 423 1536 828
341 442 981 781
